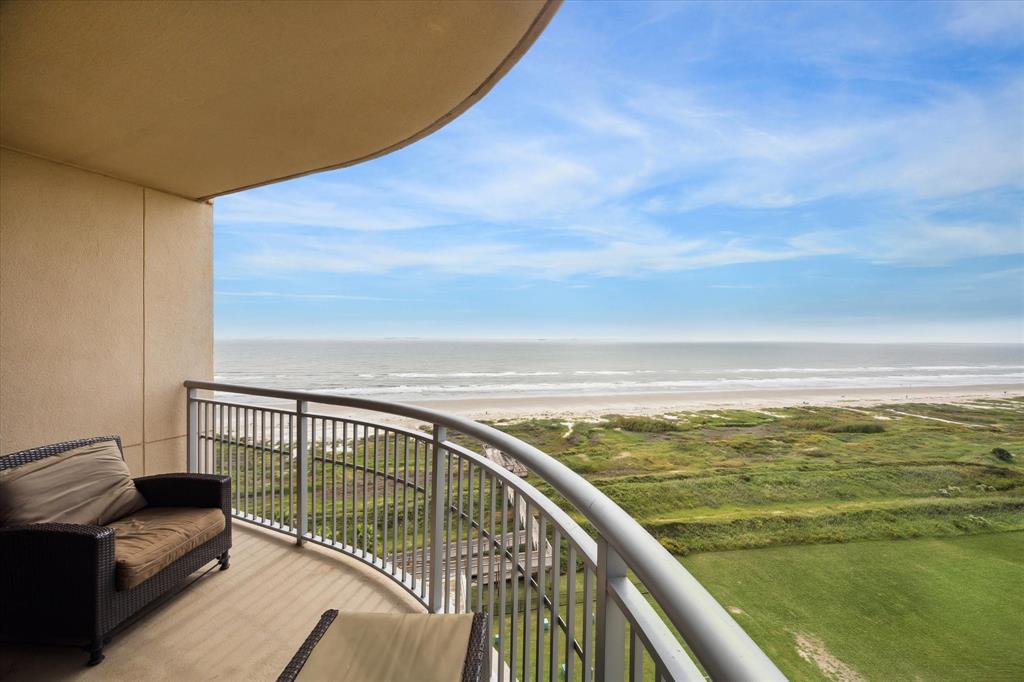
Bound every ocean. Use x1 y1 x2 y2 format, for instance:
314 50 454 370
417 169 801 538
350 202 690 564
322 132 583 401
214 340 1024 403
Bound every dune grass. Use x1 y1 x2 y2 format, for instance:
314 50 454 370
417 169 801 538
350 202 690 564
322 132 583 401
489 398 1024 679
493 398 1024 552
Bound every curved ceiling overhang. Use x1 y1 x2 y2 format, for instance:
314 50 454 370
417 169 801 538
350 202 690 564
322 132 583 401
0 0 560 200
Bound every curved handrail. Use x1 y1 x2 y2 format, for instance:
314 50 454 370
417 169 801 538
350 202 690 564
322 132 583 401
185 380 785 681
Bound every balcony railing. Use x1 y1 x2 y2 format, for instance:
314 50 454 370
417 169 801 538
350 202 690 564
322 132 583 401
184 380 784 682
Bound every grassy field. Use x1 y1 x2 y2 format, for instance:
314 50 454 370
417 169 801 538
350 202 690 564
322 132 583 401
492 398 1024 553
489 397 1024 680
681 533 1024 681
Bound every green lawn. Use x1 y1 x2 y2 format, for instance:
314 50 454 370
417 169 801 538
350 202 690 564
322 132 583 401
680 532 1024 681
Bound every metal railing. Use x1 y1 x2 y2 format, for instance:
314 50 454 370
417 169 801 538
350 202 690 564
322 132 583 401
184 380 784 682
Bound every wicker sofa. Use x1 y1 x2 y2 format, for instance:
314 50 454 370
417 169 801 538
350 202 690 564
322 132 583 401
0 435 232 665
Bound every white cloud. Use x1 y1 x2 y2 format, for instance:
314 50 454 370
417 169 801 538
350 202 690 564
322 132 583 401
947 1 1024 41
215 291 407 302
872 222 1024 265
214 10 1023 279
237 230 842 279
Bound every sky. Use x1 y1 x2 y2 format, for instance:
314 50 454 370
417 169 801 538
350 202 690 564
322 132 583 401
214 0 1024 343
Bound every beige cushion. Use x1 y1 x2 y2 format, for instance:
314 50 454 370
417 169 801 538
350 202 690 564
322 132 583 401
296 612 474 682
106 506 225 590
0 440 146 526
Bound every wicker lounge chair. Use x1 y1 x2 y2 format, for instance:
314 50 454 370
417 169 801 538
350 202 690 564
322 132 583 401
0 435 232 665
278 610 487 682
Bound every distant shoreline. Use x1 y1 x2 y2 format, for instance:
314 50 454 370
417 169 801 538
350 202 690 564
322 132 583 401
299 383 1023 423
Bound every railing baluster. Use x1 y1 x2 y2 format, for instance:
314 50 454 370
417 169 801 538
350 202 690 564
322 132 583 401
330 420 337 545
361 426 368 557
462 459 470 612
477 466 485 613
566 545 576 682
231 405 238 512
372 426 379 562
296 401 308 544
218 404 224 479
550 529 561 682
261 410 267 522
537 515 547 682
322 417 327 540
409 436 417 589
583 565 593 682
486 471 496 679
401 433 409 584
524 502 533 680
510 488 520 682
630 630 643 682
499 481 508 679
287 413 293 529
272 412 278 526
245 407 250 517
382 429 389 568
429 424 447 612
310 417 317 538
340 421 347 547
446 445 453 612
420 437 428 599
596 538 626 681
392 432 399 576
187 388 198 472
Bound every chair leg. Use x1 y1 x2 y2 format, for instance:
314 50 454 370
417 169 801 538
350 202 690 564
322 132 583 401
86 641 105 666
218 550 230 571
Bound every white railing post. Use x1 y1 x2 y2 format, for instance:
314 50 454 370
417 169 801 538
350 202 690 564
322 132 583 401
596 537 627 682
296 400 309 546
429 424 447 612
186 387 198 473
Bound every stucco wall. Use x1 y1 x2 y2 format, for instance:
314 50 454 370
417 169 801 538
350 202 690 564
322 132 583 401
0 149 212 474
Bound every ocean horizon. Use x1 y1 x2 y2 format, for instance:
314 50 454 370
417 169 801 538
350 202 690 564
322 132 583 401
215 339 1024 403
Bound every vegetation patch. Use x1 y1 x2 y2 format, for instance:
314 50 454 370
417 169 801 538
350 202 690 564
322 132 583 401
681 533 1024 681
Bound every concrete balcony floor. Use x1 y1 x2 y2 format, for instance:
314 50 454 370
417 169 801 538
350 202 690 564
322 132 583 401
1 523 422 681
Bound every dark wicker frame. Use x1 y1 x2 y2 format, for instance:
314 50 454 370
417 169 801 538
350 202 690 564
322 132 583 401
277 610 488 682
0 436 232 665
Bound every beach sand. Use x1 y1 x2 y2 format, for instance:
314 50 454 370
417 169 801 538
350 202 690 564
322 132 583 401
415 383 1024 420
303 383 1023 425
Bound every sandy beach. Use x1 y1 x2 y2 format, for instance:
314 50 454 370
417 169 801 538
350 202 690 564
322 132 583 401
296 383 1023 426
412 383 1024 421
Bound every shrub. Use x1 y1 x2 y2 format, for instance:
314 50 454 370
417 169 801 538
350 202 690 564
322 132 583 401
787 417 837 431
827 422 885 434
992 447 1014 462
606 416 678 433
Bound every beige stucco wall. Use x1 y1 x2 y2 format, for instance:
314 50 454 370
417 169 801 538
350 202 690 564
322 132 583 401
0 149 212 474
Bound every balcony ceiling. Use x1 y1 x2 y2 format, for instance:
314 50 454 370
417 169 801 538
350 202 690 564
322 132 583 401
0 0 558 200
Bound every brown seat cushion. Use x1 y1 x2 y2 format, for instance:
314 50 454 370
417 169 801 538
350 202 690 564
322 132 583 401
105 507 226 590
296 612 475 682
0 439 146 526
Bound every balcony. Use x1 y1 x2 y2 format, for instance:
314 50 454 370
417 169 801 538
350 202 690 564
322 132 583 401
1 523 420 679
1 381 783 680
213 382 788 680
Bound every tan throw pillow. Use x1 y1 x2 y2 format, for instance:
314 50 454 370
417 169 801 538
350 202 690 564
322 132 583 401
0 439 147 526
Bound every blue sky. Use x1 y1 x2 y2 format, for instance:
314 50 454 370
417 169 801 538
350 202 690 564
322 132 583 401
214 0 1024 342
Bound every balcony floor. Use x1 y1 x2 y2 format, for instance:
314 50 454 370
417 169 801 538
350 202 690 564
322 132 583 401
1 523 423 681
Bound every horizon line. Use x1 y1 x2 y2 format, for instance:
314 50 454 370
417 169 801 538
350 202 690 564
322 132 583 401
213 335 1024 345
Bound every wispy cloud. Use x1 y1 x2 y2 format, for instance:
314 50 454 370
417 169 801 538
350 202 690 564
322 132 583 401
213 1 1024 340
215 291 408 302
946 1 1024 41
